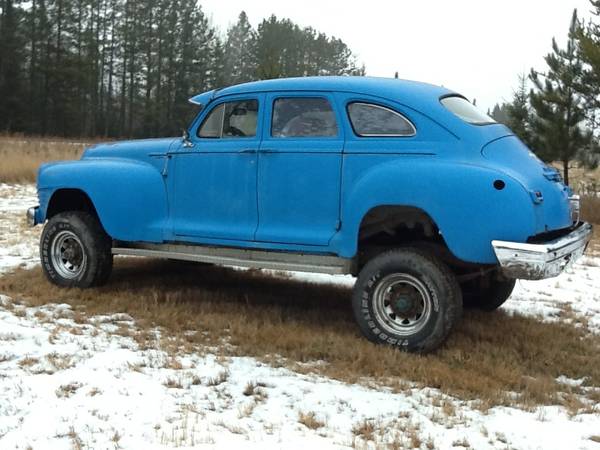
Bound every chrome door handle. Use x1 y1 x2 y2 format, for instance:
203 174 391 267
238 148 257 154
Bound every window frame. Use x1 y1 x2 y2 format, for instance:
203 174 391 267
196 98 259 139
270 96 340 139
346 101 417 138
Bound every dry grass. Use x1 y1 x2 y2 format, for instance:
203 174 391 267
298 411 325 430
1 259 600 410
581 195 600 225
352 419 376 441
56 382 82 398
0 136 92 183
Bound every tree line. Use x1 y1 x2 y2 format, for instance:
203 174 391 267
490 2 600 185
0 2 364 138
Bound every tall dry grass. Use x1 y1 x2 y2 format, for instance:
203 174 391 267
581 195 600 225
2 258 599 412
0 136 91 183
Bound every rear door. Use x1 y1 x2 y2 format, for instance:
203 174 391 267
255 92 344 245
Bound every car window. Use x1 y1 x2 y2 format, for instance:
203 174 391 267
198 99 258 138
440 95 495 125
347 102 415 137
271 98 338 138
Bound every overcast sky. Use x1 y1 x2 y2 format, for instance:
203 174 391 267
200 0 594 111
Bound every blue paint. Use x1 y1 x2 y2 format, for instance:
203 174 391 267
36 76 574 265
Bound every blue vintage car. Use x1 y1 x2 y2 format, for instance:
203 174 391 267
28 76 593 352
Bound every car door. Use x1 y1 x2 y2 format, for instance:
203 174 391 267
255 92 344 246
169 95 263 241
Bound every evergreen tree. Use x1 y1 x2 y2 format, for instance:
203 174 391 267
577 1 600 127
0 0 26 131
505 74 534 147
490 103 510 125
254 15 363 80
529 10 592 185
223 11 256 85
0 5 364 138
575 1 600 168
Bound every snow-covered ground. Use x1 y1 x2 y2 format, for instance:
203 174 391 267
1 184 599 450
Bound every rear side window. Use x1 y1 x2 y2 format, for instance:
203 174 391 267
272 98 338 138
440 96 495 125
347 102 416 137
198 99 258 138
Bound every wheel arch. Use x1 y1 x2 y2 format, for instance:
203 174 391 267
47 188 99 220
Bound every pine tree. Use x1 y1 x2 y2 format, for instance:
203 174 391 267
505 74 533 147
490 103 510 125
529 10 592 185
575 1 600 168
0 5 365 137
0 0 25 131
224 11 256 85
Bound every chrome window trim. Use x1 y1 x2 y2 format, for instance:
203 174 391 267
347 102 417 137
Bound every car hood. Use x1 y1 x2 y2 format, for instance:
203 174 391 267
83 137 180 160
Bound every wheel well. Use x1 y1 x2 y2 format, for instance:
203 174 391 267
356 205 490 276
358 206 449 263
46 189 99 220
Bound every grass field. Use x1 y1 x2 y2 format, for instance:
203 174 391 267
2 258 600 413
0 136 90 183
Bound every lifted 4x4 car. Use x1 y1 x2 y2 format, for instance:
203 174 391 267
27 76 593 353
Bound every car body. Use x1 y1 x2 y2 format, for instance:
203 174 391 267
27 76 593 352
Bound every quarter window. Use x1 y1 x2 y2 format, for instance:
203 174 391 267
440 96 495 125
272 98 338 138
347 102 415 137
198 99 258 138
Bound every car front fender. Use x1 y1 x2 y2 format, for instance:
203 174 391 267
37 158 168 242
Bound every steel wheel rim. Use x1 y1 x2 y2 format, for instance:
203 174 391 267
50 230 87 279
372 273 432 336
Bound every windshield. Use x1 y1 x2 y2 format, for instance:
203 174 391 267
441 96 496 125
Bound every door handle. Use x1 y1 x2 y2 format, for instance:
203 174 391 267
238 148 257 154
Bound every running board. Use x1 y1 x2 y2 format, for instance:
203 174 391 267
111 242 354 275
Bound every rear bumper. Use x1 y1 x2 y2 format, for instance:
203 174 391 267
491 222 593 280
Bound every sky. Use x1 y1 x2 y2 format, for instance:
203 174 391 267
199 0 594 112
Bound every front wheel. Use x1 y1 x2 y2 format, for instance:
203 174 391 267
352 248 462 353
40 211 113 288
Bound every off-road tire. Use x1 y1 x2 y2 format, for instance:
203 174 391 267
352 248 462 353
40 211 113 288
463 278 516 311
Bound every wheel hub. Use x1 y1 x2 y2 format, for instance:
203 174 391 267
50 231 87 279
372 273 432 336
390 290 421 318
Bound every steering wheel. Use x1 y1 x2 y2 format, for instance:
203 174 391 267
227 126 246 137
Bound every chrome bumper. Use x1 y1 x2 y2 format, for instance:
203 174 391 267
26 206 39 227
492 222 593 280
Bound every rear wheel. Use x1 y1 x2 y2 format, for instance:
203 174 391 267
41 211 113 288
352 248 462 353
462 276 516 311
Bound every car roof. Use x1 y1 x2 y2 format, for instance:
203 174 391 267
189 76 456 108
